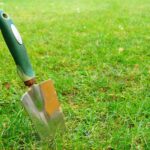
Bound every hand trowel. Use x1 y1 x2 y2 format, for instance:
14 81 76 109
0 10 65 140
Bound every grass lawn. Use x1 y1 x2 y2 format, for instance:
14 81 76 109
0 0 149 149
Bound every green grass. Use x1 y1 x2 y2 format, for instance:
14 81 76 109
0 0 150 149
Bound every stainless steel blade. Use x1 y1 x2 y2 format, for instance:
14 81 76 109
21 79 65 140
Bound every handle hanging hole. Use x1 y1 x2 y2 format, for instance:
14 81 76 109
2 12 8 19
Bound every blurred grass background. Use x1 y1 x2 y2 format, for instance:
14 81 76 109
0 0 149 149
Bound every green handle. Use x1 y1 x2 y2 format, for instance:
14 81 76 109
0 10 35 85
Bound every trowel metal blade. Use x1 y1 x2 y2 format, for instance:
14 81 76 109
21 79 65 139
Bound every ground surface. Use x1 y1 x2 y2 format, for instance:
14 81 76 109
0 0 149 149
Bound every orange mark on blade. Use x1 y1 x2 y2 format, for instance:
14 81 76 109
40 80 60 115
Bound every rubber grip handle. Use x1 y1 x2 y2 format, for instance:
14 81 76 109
0 10 35 86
